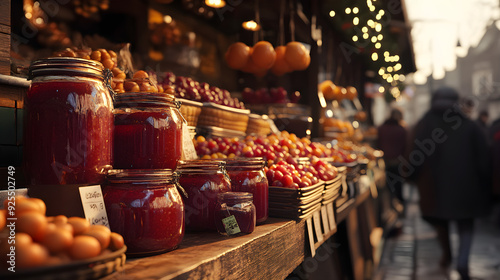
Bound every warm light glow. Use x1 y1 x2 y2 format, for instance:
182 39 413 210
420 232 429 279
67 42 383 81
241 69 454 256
394 63 402 71
384 51 390 57
242 20 260 31
387 76 393 83
353 17 359 25
377 34 383 40
352 35 359 42
363 33 369 39
379 10 385 16
35 17 44 24
163 15 172 24
353 7 359 14
391 87 400 98
353 121 359 129
378 68 384 75
25 12 32 19
362 26 368 33
367 19 375 27
394 74 400 80
375 23 382 32
205 0 226 8
379 86 385 93
399 74 406 81
387 66 394 72
345 7 352 14
329 10 336 17
376 14 382 20
372 53 378 61
370 6 376 11
375 42 381 49
371 36 377 43
394 55 400 61
326 109 334 118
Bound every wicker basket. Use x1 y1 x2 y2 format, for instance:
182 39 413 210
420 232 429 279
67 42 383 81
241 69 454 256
246 114 272 135
197 103 250 133
178 98 202 127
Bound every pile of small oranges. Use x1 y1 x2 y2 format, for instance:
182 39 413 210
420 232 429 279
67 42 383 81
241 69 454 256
0 196 125 269
224 41 310 77
113 70 165 94
319 80 358 101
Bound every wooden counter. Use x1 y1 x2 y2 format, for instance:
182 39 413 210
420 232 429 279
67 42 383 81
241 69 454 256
103 218 305 280
102 190 373 280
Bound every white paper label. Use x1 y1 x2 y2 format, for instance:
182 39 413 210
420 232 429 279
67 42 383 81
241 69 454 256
79 185 109 228
306 218 316 257
313 211 324 243
321 206 330 233
181 125 198 160
222 215 241 235
327 203 337 233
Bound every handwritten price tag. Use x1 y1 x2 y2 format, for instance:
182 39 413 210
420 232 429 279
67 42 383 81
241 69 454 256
181 125 198 160
79 185 109 228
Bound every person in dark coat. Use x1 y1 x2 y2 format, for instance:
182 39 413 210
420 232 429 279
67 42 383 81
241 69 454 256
377 108 407 213
408 87 491 280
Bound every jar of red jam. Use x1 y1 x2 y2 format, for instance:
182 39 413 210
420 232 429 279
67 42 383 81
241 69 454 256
225 158 268 224
215 192 256 235
25 57 114 185
103 169 184 256
177 160 232 231
113 92 183 169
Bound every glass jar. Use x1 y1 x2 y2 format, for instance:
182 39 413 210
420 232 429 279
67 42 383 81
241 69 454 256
215 192 256 235
103 169 184 256
113 92 183 169
177 160 232 231
25 57 114 185
225 158 268 224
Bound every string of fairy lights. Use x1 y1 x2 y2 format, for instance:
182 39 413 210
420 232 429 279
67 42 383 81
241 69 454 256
329 0 406 99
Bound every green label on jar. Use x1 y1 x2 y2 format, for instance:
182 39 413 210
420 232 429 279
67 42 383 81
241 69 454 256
222 215 241 235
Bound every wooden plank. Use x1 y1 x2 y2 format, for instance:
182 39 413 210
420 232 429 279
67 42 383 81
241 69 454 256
0 56 8 76
0 32 9 56
0 23 10 35
0 0 10 26
102 218 306 280
0 83 27 104
0 96 15 107
346 208 365 280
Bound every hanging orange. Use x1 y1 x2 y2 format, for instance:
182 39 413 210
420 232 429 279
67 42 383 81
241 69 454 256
346 86 358 100
225 42 251 70
271 46 292 76
241 55 263 73
319 80 334 100
284 41 310 70
251 41 276 70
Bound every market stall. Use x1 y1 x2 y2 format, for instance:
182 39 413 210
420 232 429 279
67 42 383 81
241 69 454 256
0 0 415 279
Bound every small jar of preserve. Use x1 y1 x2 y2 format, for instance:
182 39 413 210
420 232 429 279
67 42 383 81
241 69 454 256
113 90 183 169
225 158 268 224
177 160 232 231
103 169 184 256
25 57 114 185
215 192 256 235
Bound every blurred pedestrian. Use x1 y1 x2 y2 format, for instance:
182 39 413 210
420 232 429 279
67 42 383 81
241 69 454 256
476 110 489 142
459 97 474 118
409 87 490 280
377 108 407 215
489 116 500 226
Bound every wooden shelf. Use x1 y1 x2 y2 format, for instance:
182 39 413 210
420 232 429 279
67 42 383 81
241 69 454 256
101 189 374 280
336 189 371 223
102 218 306 280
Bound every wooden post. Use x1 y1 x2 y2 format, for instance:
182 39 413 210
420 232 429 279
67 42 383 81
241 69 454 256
0 0 10 75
